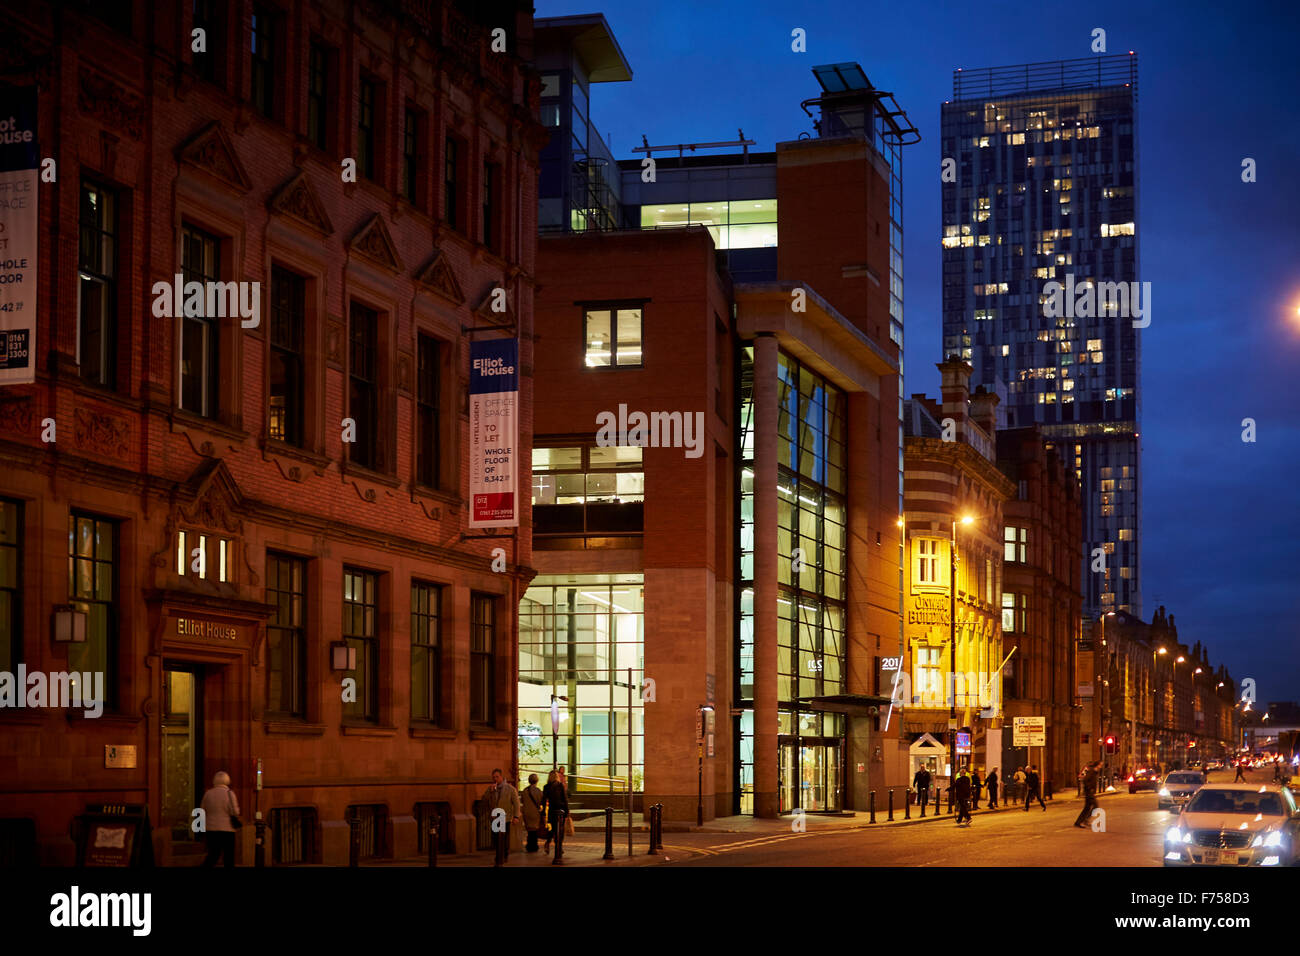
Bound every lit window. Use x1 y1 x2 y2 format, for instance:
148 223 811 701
914 538 942 586
584 307 642 368
1100 222 1136 237
1004 526 1026 563
177 530 231 581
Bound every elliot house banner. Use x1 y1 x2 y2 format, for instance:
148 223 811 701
468 337 519 528
0 87 37 386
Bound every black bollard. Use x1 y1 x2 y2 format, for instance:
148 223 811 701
904 788 911 820
869 789 877 824
946 786 953 814
887 789 895 821
255 818 267 868
604 806 615 860
428 821 438 868
656 804 664 852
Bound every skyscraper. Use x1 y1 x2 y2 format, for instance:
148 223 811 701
941 54 1141 617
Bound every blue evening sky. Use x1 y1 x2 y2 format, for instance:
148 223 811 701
534 0 1300 707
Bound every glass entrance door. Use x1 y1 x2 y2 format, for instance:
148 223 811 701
161 665 203 843
779 738 843 812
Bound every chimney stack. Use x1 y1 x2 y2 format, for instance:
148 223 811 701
937 357 972 440
969 386 1000 441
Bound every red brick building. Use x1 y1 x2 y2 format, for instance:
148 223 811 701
525 28 910 819
0 0 543 864
996 424 1084 791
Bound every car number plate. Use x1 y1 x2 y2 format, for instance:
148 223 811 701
1220 851 1237 865
1202 849 1218 864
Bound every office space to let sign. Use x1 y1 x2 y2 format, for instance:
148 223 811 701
0 88 38 385
468 338 519 528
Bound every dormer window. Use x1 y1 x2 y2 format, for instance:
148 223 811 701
177 530 232 582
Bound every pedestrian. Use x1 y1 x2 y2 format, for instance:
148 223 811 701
1074 762 1099 828
970 768 983 810
951 769 972 826
985 767 999 809
1023 765 1046 811
521 773 546 853
913 765 932 815
542 769 570 864
483 768 521 867
200 770 241 868
1233 759 1246 782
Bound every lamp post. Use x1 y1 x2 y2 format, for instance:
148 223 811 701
550 694 568 772
697 704 715 826
1152 646 1167 766
948 514 973 783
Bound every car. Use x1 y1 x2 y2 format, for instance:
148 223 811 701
1157 771 1205 809
1128 769 1160 794
1164 783 1300 867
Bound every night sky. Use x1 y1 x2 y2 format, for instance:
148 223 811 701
534 0 1300 705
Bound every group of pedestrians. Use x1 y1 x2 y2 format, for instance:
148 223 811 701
483 767 571 866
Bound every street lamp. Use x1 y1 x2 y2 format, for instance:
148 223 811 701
697 704 715 825
1152 646 1167 765
550 694 569 771
948 513 974 783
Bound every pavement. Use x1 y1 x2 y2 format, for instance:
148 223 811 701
378 782 1124 867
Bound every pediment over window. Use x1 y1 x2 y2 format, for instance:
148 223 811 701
178 458 245 535
414 251 465 306
472 287 515 330
268 171 334 237
349 214 404 273
176 122 252 193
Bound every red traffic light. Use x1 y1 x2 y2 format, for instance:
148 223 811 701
1104 735 1117 754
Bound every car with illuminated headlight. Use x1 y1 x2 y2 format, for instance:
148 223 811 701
1164 783 1300 867
1157 771 1204 810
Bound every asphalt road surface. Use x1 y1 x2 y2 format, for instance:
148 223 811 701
657 769 1282 866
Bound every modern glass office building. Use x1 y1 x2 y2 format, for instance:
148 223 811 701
940 55 1141 616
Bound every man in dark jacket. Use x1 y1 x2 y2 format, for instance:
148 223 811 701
1074 762 1099 828
1024 765 1046 811
951 770 972 826
984 767 999 809
913 766 932 814
970 769 983 810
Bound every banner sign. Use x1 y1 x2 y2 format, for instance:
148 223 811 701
468 338 519 528
0 87 38 385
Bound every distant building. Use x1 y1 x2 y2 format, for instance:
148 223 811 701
941 55 1142 618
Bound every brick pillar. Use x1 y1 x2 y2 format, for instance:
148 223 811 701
753 334 780 818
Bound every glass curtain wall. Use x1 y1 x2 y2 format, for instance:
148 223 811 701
518 575 644 794
736 347 848 814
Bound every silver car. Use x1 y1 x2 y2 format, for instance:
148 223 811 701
1158 771 1205 809
1164 784 1300 867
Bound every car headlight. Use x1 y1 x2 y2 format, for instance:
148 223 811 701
1166 826 1183 843
1158 788 1170 796
1250 830 1284 848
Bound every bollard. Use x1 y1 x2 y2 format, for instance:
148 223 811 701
656 804 664 852
646 804 660 855
255 818 267 868
887 788 895 821
946 787 953 814
904 788 911 820
428 821 438 868
869 789 877 824
604 806 615 860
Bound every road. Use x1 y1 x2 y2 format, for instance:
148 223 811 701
653 769 1280 866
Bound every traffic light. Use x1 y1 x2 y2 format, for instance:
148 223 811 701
1104 735 1117 754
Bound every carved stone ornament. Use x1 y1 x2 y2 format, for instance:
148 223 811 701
176 122 253 193
78 67 144 140
0 398 34 437
414 250 465 305
349 215 404 273
326 320 344 366
74 408 129 458
268 171 334 237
